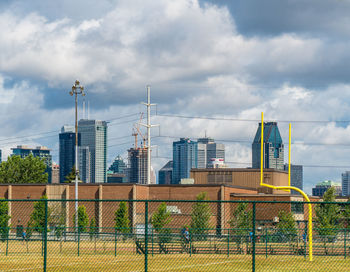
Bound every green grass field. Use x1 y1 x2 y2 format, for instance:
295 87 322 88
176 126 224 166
0 240 349 271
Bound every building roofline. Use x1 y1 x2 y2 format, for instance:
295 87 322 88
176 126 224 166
190 168 288 174
0 183 256 190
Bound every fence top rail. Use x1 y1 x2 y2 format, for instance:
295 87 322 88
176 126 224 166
0 198 349 205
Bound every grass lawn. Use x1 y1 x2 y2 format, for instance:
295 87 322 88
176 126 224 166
0 240 349 271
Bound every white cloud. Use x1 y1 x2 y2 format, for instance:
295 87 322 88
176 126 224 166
0 0 350 192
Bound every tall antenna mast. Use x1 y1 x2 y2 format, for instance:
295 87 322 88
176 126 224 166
83 99 86 119
140 86 158 184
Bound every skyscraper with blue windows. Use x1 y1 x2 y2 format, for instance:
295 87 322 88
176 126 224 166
284 164 303 195
172 138 198 184
78 119 107 183
108 155 127 174
342 171 350 196
252 122 284 170
59 125 80 183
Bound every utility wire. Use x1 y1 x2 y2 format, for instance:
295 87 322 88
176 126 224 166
0 113 140 146
156 113 350 124
151 156 350 169
106 113 140 122
153 135 350 147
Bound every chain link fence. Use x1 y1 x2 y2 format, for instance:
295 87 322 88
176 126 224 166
0 198 349 271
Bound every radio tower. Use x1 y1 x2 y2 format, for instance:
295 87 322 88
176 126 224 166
140 86 158 184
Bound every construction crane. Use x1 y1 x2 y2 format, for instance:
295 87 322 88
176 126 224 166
132 113 146 149
132 128 138 149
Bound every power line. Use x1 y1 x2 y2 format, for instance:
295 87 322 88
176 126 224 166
0 113 140 147
106 113 140 122
156 113 350 124
151 156 350 169
108 135 132 141
0 130 59 143
153 135 350 147
108 141 135 148
108 118 141 127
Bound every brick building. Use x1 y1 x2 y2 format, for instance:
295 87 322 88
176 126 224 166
0 183 256 233
0 181 321 235
191 168 289 194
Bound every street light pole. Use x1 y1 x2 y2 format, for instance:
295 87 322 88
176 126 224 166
70 80 85 232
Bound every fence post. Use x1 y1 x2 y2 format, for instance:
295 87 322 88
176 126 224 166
152 227 154 257
252 202 256 272
265 228 268 259
6 229 9 256
304 221 307 259
227 229 230 257
43 199 48 272
145 201 149 272
78 227 80 256
189 229 192 257
115 229 117 257
41 230 44 256
344 228 347 259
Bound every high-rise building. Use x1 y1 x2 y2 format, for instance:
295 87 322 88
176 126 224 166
159 161 173 185
172 137 225 184
312 180 342 197
12 145 52 183
78 146 91 183
108 155 127 174
0 149 2 163
197 143 207 168
172 138 198 184
284 164 303 195
107 171 126 183
78 119 107 183
127 148 147 184
59 126 80 183
107 155 126 183
197 137 225 167
342 171 350 196
252 122 284 170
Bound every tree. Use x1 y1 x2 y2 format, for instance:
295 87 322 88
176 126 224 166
28 195 50 234
114 202 130 235
0 199 11 241
64 165 80 183
151 203 172 244
315 187 341 254
73 205 89 232
276 210 298 243
342 198 350 229
190 192 212 239
89 218 97 240
229 202 252 250
0 154 48 184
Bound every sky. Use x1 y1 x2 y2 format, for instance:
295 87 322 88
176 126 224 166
1 0 350 193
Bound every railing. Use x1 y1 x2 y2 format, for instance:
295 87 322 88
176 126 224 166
0 199 348 271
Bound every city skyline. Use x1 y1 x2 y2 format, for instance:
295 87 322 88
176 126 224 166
1 1 350 193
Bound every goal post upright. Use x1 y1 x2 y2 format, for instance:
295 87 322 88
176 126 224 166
259 112 313 261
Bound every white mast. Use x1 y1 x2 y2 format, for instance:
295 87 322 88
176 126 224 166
140 86 158 184
83 99 86 119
